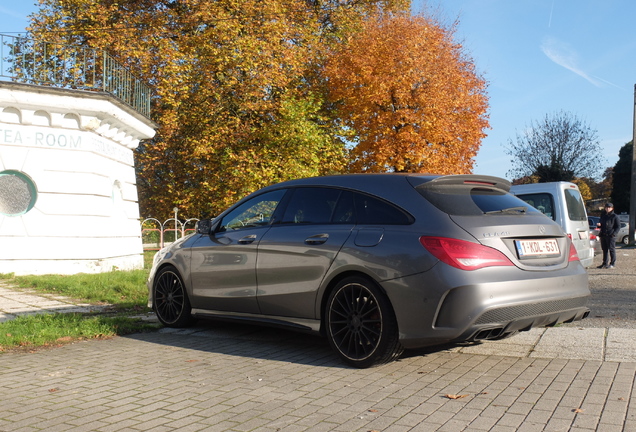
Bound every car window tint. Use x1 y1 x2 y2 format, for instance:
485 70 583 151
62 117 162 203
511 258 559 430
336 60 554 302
418 185 541 216
354 193 413 225
281 187 340 224
219 189 286 231
332 191 355 223
515 193 555 220
564 189 587 221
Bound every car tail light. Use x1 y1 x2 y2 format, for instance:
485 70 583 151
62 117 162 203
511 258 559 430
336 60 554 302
420 236 514 271
568 242 580 262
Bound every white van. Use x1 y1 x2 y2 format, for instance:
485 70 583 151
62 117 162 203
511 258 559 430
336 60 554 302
510 182 594 268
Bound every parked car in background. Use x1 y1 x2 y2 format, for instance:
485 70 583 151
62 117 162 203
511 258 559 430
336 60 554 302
149 174 590 368
587 216 601 255
617 222 634 245
588 216 600 230
510 182 594 268
588 227 601 255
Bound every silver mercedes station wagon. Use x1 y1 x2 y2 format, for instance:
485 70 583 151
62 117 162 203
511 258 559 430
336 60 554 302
148 174 590 368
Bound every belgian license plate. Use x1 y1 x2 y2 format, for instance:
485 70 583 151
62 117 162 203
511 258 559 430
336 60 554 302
515 239 560 258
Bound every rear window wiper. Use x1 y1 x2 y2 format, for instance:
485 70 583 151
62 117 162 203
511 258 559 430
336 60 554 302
484 206 527 215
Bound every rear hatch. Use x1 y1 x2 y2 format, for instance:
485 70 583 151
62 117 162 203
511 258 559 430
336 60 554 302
408 175 574 269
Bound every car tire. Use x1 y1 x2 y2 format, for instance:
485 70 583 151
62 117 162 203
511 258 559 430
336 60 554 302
153 266 194 327
622 236 629 245
326 276 403 368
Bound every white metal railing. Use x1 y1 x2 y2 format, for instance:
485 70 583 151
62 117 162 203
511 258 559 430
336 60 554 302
141 217 199 250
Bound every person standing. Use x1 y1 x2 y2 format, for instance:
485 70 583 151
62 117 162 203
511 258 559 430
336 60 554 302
597 202 621 269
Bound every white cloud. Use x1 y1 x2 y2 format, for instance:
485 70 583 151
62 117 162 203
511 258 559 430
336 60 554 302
541 36 602 87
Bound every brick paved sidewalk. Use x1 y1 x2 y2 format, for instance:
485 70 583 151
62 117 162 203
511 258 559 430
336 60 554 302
2 267 636 431
0 325 635 432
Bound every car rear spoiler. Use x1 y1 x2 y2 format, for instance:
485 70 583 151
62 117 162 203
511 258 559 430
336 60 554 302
407 174 511 193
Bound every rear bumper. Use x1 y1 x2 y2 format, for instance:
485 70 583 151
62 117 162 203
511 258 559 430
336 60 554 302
454 300 589 343
383 263 590 349
579 250 594 268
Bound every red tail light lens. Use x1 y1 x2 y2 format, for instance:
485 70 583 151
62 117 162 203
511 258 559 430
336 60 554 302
568 242 580 262
420 236 514 271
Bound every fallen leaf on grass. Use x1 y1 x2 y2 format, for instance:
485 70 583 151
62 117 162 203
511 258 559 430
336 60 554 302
445 394 469 399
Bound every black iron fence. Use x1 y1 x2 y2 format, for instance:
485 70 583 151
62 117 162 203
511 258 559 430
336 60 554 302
0 34 151 117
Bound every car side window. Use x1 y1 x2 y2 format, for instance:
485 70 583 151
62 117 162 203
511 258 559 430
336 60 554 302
353 192 413 225
332 191 355 223
218 189 286 231
281 187 340 224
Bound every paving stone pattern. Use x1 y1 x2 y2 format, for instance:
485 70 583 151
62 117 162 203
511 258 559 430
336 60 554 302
2 249 636 431
1 324 635 432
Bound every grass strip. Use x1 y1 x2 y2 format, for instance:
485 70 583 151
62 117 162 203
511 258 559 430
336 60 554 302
1 270 150 309
0 313 159 352
0 251 159 351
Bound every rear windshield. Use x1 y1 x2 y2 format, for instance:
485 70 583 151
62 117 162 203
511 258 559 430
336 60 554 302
417 185 542 216
515 193 555 220
564 189 587 221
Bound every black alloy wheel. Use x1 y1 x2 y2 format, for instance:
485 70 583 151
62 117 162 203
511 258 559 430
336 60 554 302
326 276 402 368
153 266 193 327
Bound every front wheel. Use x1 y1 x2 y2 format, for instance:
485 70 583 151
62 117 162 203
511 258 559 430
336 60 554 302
326 276 403 368
153 266 194 327
622 236 629 245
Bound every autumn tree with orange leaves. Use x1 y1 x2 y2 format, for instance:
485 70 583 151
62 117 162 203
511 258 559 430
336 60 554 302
25 2 489 218
27 0 408 219
323 13 489 173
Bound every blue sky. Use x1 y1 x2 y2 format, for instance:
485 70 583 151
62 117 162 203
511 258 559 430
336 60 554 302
2 1 634 181
415 0 636 180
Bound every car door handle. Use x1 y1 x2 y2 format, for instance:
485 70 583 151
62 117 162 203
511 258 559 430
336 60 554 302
305 234 329 245
238 234 257 244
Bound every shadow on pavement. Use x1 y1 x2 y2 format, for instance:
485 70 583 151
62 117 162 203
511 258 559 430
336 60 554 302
123 319 454 369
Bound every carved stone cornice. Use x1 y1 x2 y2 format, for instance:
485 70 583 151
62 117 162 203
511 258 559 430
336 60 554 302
0 81 156 149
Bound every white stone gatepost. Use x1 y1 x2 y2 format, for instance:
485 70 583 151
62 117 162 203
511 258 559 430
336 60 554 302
0 82 156 275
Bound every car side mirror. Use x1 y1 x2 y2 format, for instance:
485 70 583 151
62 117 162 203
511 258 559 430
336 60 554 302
196 219 213 235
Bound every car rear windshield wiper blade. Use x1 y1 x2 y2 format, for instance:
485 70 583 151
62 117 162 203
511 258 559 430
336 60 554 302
485 206 527 215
